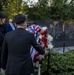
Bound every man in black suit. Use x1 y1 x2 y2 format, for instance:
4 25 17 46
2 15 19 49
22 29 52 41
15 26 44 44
0 11 6 74
1 14 48 75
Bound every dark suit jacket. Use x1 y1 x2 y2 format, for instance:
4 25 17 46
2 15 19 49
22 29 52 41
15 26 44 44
0 24 6 36
0 32 4 68
1 28 45 75
6 24 16 32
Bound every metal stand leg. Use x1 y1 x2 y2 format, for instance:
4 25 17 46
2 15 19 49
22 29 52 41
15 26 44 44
63 43 65 53
38 64 41 75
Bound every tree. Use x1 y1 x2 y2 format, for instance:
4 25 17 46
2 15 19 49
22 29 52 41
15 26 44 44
27 0 74 20
27 0 50 20
49 0 74 20
3 0 28 19
0 0 8 11
1 0 74 21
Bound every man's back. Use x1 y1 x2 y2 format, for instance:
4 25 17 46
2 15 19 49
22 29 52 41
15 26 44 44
1 28 45 75
2 28 34 74
6 28 33 56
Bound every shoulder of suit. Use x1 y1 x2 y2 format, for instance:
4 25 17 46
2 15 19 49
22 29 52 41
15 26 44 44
25 30 34 38
5 30 15 36
6 23 9 25
25 30 33 34
6 23 10 26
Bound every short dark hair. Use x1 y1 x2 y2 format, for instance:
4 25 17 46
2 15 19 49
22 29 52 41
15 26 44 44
14 14 27 24
0 11 6 19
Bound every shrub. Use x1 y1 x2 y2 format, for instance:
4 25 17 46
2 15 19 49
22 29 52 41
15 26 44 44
35 50 74 75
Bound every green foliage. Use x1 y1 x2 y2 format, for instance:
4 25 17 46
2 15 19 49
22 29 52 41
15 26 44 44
0 0 8 11
49 0 74 20
27 0 50 20
1 0 74 21
2 0 28 19
27 0 74 21
38 50 74 75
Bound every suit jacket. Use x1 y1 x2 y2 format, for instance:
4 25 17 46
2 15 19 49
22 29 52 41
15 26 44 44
0 32 4 68
6 24 16 32
1 28 45 75
0 24 6 36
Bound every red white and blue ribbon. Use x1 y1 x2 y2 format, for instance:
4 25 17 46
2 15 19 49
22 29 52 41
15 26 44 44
28 24 42 60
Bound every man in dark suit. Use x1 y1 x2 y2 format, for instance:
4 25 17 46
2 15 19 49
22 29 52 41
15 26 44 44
0 32 4 74
0 11 6 74
1 14 48 75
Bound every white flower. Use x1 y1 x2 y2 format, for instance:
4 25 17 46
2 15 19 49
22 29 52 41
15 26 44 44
41 26 47 32
47 34 53 41
48 44 53 49
37 55 44 59
33 61 40 67
39 35 42 39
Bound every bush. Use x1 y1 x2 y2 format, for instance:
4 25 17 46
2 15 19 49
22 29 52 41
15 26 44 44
35 50 74 75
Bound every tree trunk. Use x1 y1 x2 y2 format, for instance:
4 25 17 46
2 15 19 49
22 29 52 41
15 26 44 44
0 0 2 11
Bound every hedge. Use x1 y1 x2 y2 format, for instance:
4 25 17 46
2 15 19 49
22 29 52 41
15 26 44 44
35 50 74 75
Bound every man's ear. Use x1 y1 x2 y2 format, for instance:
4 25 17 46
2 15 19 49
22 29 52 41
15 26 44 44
24 21 27 26
23 21 27 29
2 18 6 24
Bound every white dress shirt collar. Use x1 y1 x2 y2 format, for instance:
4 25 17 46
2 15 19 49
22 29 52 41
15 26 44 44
17 26 24 29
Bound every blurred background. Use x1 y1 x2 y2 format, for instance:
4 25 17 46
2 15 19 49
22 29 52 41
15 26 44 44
0 0 74 47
